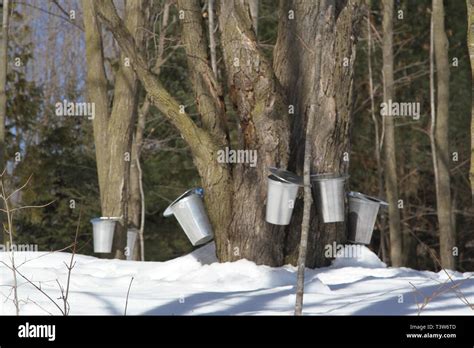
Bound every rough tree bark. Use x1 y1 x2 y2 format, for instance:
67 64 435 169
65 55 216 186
274 0 362 267
96 0 289 265
178 0 228 144
83 0 144 259
95 0 362 267
367 3 388 263
467 0 474 202
246 0 259 37
0 0 9 244
217 0 290 265
381 0 403 267
177 0 247 261
208 0 218 77
433 0 455 270
0 0 8 172
95 0 235 263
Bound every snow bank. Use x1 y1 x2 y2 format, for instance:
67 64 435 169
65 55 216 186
331 245 387 269
1 243 473 315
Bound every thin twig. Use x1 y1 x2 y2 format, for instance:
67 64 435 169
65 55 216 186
0 261 64 315
6 174 33 201
61 208 82 315
136 157 145 261
124 277 134 316
9 200 56 213
295 103 316 316
14 1 84 31
26 297 55 316
1 175 19 315
408 229 473 310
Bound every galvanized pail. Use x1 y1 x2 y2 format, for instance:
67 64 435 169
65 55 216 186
311 174 348 223
126 228 138 260
348 191 388 245
163 188 213 246
265 168 303 225
91 217 119 253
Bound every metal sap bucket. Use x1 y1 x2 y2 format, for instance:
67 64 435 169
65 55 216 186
91 217 119 253
265 168 303 225
126 228 138 260
348 191 388 245
163 188 214 246
311 173 348 223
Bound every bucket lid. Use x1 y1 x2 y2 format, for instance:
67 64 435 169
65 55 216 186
348 191 388 206
90 217 120 223
163 188 203 217
268 167 304 186
310 173 349 182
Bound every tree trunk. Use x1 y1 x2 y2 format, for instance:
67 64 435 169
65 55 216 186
367 3 388 263
83 0 144 259
217 0 290 265
467 0 474 202
246 0 259 37
95 0 234 263
208 0 218 78
274 0 362 267
0 0 8 172
381 0 403 267
128 2 163 261
433 0 455 270
129 97 147 261
95 0 361 267
0 0 9 245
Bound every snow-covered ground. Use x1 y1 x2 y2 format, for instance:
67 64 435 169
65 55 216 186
1 244 473 315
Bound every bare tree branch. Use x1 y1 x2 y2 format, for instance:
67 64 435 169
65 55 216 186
94 0 218 165
177 0 228 144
